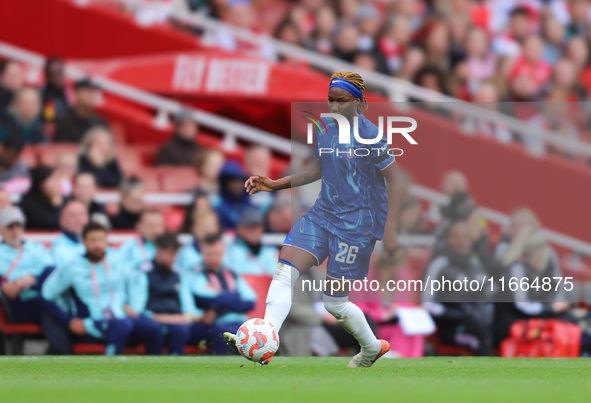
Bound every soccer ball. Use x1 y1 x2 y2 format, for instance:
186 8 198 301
235 318 280 363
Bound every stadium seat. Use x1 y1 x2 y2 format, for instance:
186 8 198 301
72 343 146 355
0 300 43 355
242 274 273 320
20 146 38 167
426 332 475 357
156 167 200 193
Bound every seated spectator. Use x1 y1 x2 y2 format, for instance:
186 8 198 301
50 200 89 268
71 172 106 216
0 206 53 324
0 60 25 113
41 222 163 355
462 82 513 143
118 209 166 273
19 166 64 230
0 87 46 144
193 148 224 205
0 188 10 210
0 132 31 194
266 191 292 233
54 79 108 143
125 233 201 355
185 233 257 355
110 177 144 230
244 145 274 214
508 35 552 99
464 27 496 95
154 110 201 166
495 207 541 265
217 160 251 230
41 57 70 123
226 208 278 276
397 196 424 235
494 231 574 346
78 127 123 188
175 210 223 273
422 220 494 356
54 151 78 197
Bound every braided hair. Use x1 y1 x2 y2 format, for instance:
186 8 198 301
330 71 368 113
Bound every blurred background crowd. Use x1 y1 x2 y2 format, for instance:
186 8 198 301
1 0 591 358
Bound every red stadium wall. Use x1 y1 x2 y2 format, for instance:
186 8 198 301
393 109 591 244
0 0 200 58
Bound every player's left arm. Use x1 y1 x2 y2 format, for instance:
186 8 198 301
380 162 403 257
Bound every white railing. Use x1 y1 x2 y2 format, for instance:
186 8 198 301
165 6 591 158
0 42 309 160
23 183 587 254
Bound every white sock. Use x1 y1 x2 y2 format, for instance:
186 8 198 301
323 294 380 355
264 260 300 332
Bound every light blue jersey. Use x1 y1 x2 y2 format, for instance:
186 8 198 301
174 239 203 273
225 239 278 276
126 263 202 318
184 269 256 324
50 233 86 269
311 114 394 239
42 248 127 335
0 241 53 282
0 241 53 301
118 237 156 273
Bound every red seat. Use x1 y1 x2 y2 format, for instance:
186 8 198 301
426 332 475 356
0 302 43 336
36 144 80 166
72 344 146 355
156 166 200 192
242 274 273 320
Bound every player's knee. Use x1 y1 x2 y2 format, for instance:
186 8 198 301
323 294 348 320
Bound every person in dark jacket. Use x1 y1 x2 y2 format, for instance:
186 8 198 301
216 160 251 230
110 177 145 230
19 166 64 230
0 87 46 144
154 110 201 166
0 132 30 193
54 79 108 143
78 127 123 188
0 61 24 113
41 57 70 122
126 233 198 355
493 231 574 346
422 219 494 356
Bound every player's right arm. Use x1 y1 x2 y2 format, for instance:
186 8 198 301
245 159 321 194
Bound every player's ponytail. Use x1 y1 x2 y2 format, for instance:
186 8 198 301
330 71 368 114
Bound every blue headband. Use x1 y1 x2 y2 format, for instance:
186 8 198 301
329 78 363 99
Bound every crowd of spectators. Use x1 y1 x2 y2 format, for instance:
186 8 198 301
155 0 591 161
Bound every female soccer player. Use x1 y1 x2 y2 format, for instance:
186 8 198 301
225 71 401 367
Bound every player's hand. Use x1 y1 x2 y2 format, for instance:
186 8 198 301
69 319 87 335
245 175 275 195
15 275 36 290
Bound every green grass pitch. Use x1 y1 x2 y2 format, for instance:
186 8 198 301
1 356 590 403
